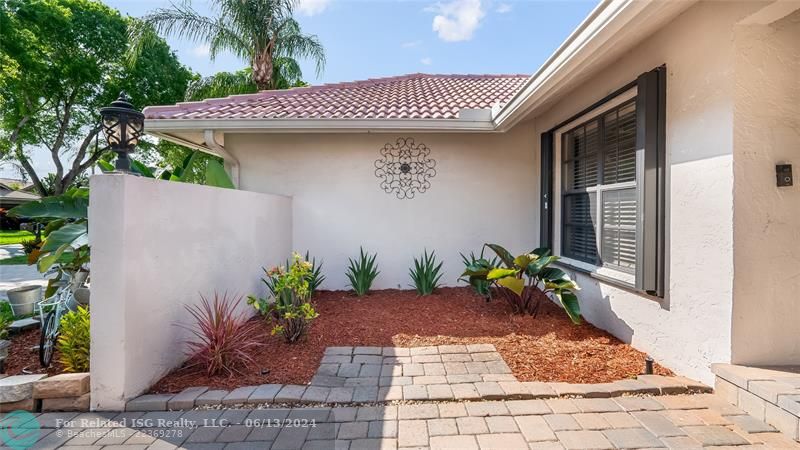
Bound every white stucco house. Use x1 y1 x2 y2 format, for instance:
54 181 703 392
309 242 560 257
120 0 799 395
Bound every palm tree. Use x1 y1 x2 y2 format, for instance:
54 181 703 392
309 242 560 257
128 0 325 91
184 58 306 101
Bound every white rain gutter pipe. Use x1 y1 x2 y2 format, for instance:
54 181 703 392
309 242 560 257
203 129 240 188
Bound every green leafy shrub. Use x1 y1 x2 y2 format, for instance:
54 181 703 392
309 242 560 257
458 250 500 298
409 250 443 295
460 243 582 324
261 251 325 298
345 247 379 296
57 306 90 372
248 253 319 343
0 313 11 340
181 293 261 376
0 301 14 323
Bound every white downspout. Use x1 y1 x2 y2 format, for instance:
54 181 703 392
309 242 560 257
203 129 239 188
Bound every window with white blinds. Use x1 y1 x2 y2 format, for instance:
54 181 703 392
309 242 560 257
561 100 638 273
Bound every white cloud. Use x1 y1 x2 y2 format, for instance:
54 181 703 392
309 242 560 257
296 0 331 16
495 3 512 13
421 57 433 65
429 0 485 42
191 44 210 57
402 40 423 48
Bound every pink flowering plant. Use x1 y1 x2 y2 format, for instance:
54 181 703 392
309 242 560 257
248 252 319 342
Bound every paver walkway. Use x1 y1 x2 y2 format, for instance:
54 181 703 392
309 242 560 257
126 346 710 411
4 394 800 449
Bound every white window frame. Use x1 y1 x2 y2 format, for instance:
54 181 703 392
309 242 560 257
553 87 638 286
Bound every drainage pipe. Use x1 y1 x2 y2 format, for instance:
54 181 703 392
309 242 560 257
203 129 240 188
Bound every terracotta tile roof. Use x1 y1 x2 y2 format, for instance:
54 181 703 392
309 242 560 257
144 73 529 121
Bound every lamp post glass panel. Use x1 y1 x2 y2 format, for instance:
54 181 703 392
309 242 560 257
99 92 144 172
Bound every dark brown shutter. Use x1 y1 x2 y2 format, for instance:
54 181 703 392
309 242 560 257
635 66 667 297
540 132 554 249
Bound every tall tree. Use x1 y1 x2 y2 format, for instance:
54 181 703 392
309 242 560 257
0 0 194 196
129 0 325 91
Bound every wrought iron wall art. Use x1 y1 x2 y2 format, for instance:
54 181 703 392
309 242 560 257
374 138 437 199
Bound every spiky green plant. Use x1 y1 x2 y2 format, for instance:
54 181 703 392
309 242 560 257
345 247 379 296
409 250 444 296
304 251 326 296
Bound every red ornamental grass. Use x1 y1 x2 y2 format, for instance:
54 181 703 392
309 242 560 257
179 293 262 377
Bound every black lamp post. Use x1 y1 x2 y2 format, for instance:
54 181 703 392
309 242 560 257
99 92 144 173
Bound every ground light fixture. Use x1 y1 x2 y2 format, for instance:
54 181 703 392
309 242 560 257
99 91 144 173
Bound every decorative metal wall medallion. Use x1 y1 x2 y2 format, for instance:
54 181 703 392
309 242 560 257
374 138 437 199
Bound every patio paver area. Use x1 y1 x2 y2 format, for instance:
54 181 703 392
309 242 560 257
134 346 709 411
6 394 800 449
57 346 798 448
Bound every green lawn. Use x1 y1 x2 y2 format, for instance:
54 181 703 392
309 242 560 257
0 230 35 245
0 254 31 265
0 252 74 266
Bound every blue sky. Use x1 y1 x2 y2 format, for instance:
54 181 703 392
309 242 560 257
2 0 597 179
106 0 597 84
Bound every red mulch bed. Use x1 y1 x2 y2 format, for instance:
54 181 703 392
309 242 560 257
150 287 671 393
2 328 65 376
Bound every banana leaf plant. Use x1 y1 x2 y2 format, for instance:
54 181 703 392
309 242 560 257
460 243 582 324
97 150 234 188
458 250 499 298
8 187 90 297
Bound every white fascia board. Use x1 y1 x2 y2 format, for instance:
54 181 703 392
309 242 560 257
148 131 218 157
492 0 650 131
145 118 497 134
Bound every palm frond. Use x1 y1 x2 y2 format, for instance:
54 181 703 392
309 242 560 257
272 57 304 89
184 68 257 101
275 18 326 75
128 1 249 64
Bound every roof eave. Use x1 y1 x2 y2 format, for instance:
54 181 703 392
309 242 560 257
493 0 695 131
145 118 497 134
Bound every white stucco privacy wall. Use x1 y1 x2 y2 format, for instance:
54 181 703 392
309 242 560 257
528 1 772 385
226 126 538 291
89 174 292 410
731 9 800 365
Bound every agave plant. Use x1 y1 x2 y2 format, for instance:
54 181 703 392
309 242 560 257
304 251 326 296
461 243 582 324
409 249 444 296
345 247 379 296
